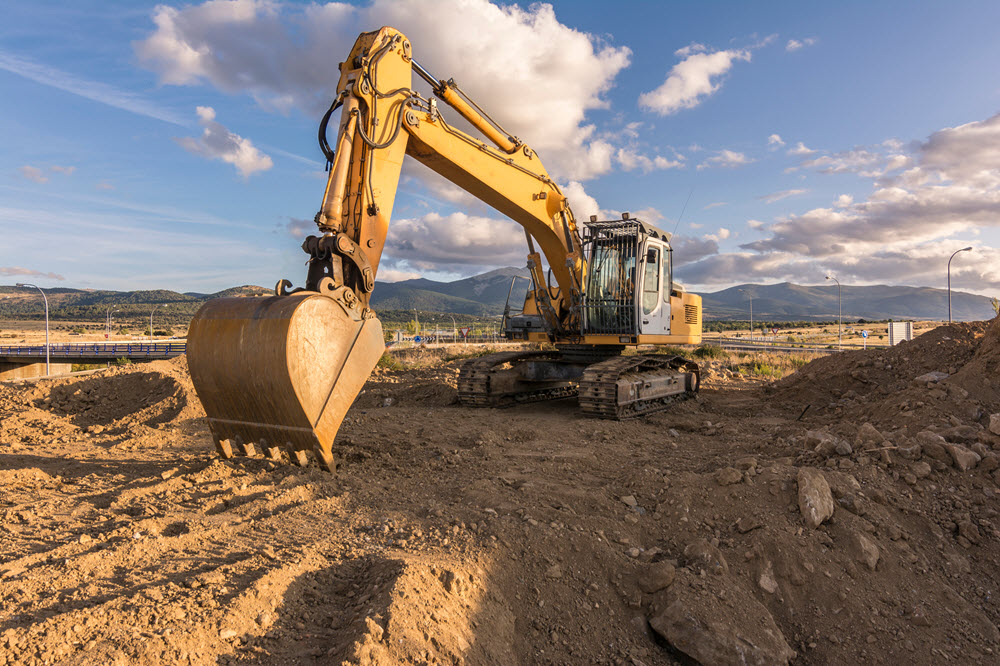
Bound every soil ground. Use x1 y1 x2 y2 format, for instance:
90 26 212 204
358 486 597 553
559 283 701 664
2 318 1000 665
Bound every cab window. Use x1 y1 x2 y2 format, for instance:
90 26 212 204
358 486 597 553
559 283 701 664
642 247 660 315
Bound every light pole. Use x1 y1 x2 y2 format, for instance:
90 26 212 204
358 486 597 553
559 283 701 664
149 304 166 342
738 289 753 342
106 306 118 340
16 283 49 375
825 275 842 350
948 246 973 323
450 315 457 344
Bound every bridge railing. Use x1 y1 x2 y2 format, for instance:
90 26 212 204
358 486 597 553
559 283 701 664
0 343 187 358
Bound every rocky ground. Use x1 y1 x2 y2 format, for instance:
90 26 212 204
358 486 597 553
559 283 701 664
1 318 1000 665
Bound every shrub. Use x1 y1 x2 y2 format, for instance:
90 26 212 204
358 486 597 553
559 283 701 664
693 344 726 359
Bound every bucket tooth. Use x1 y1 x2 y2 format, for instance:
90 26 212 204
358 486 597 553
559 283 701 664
187 293 385 473
265 445 283 462
313 445 338 473
215 439 234 459
289 445 310 467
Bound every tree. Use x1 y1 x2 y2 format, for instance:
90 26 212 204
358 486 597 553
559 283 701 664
992 297 999 317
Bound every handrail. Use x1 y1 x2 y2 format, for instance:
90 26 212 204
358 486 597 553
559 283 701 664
0 343 187 358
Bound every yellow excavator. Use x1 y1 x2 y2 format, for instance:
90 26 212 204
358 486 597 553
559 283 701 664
187 27 702 472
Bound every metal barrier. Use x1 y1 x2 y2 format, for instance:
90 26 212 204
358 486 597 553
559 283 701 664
0 342 186 359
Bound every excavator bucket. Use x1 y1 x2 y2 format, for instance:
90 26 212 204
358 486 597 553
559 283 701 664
186 293 384 472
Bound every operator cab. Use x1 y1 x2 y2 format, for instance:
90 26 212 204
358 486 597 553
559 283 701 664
582 215 673 337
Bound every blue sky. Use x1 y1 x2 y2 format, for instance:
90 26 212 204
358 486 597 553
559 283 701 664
2 0 999 296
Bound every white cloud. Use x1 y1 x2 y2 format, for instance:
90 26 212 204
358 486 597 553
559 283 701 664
50 165 76 175
0 49 186 125
785 38 816 52
0 266 65 281
758 188 807 203
175 106 273 177
615 148 684 172
703 202 727 210
639 45 751 115
787 142 816 156
18 166 48 183
285 217 314 239
96 181 115 191
562 180 602 221
377 269 422 283
678 111 1000 292
703 227 731 242
767 134 785 149
697 149 752 170
136 0 631 181
385 211 526 270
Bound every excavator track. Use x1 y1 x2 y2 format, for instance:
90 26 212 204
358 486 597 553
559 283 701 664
457 350 579 408
579 355 699 419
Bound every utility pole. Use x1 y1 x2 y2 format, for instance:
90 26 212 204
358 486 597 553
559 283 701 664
948 247 973 323
16 283 49 375
826 276 842 350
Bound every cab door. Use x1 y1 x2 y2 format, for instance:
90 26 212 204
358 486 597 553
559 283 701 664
638 242 670 335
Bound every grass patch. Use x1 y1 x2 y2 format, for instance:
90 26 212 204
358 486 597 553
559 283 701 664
71 363 106 372
693 344 726 359
376 353 405 371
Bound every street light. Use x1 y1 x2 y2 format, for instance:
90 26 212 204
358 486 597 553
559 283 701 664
16 283 49 375
948 246 973 323
825 275 842 350
450 315 457 344
738 289 753 342
106 306 118 340
150 304 167 342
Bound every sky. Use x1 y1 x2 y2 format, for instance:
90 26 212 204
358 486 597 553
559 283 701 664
2 0 999 297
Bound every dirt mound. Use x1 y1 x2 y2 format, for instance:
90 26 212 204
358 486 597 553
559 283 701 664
36 358 203 431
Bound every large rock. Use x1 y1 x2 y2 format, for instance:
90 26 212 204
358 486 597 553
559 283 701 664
650 584 796 666
944 443 981 471
990 414 1000 436
917 432 952 465
855 423 885 449
797 468 834 529
638 562 676 594
849 532 880 570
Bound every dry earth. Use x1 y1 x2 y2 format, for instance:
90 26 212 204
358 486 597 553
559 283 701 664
2 318 1000 665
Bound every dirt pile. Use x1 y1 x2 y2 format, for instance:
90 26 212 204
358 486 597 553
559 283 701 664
2 334 1000 664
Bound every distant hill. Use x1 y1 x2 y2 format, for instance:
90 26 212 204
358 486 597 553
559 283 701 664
369 267 531 315
702 282 996 322
2 273 995 324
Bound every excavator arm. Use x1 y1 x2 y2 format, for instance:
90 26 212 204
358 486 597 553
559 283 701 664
186 27 591 471
303 26 585 332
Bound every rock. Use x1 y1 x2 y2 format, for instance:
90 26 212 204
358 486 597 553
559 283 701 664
917 432 952 465
714 467 742 486
219 628 238 640
914 371 949 384
806 431 838 457
990 414 1000 436
758 562 779 594
850 533 880 571
980 455 999 473
944 443 981 471
971 442 991 458
797 468 834 529
736 516 764 533
620 495 638 507
855 423 885 448
545 564 563 579
734 456 758 471
638 562 676 594
910 461 932 479
650 586 795 665
683 539 729 575
898 442 922 460
835 441 853 456
940 425 979 443
836 493 867 516
160 468 178 480
958 520 981 545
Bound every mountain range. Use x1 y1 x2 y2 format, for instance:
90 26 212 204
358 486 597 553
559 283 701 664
2 270 996 322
